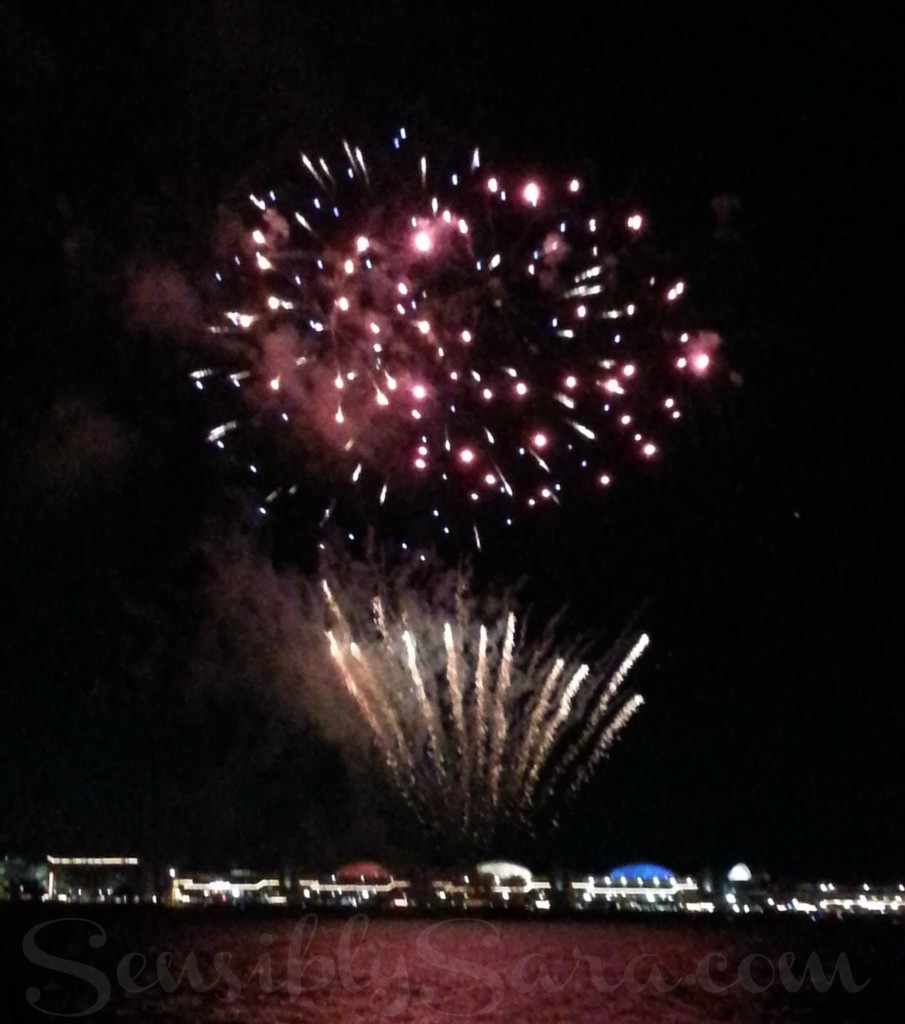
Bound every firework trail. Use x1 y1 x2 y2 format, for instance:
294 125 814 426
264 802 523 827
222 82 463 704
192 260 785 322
194 129 722 549
316 560 648 847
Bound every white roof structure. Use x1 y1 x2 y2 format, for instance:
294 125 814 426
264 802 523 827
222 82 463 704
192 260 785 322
728 862 753 883
477 861 533 884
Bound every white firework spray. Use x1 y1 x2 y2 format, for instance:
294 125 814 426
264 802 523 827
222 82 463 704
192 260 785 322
316 559 648 848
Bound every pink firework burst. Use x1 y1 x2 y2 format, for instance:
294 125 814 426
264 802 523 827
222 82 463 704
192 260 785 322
194 130 722 548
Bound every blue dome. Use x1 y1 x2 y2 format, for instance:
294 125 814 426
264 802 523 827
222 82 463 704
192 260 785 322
609 862 674 882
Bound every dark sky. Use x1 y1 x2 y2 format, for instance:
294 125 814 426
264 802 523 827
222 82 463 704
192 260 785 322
2 3 900 879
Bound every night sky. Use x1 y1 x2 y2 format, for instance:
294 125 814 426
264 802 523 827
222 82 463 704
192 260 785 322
3 3 900 879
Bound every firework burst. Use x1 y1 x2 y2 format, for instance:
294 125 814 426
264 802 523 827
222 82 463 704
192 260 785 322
194 129 721 550
315 559 648 849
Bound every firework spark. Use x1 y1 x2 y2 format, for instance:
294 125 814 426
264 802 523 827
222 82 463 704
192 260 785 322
317 561 648 847
194 130 722 548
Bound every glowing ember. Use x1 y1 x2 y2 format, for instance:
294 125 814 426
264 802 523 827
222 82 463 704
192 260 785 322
523 182 541 205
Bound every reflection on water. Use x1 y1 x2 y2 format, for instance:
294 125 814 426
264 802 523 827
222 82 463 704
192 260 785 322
5 909 890 1022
